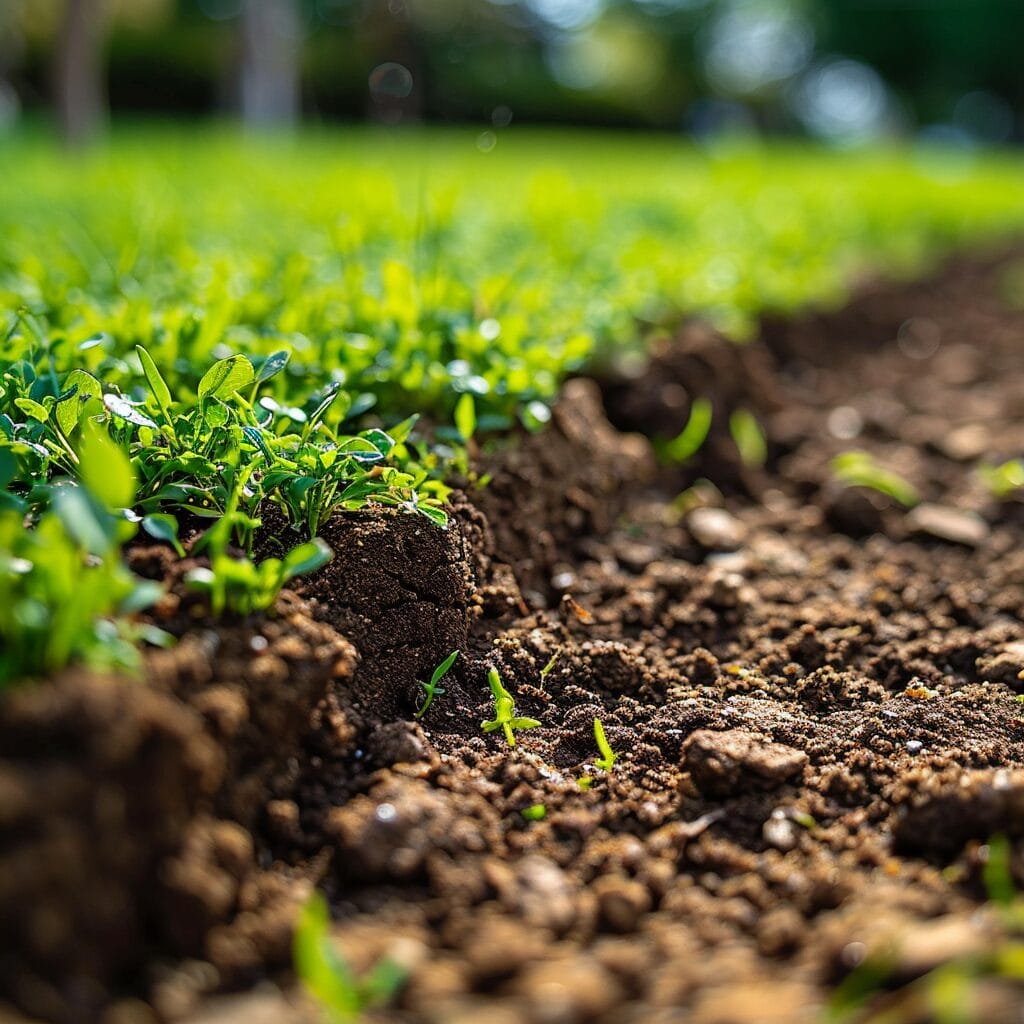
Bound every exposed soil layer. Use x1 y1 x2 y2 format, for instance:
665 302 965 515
5 249 1024 1024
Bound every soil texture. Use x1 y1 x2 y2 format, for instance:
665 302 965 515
5 249 1024 1024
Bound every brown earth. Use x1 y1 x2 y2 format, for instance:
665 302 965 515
4 249 1024 1024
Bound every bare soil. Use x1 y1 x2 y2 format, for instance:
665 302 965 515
4 249 1024 1024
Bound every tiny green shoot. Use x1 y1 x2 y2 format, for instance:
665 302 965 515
980 459 1024 499
663 397 713 463
414 649 458 719
294 892 406 1023
593 717 618 772
480 665 541 747
521 803 547 821
729 408 767 468
540 648 561 678
831 450 920 508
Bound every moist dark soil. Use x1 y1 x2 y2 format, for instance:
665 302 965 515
5 249 1024 1024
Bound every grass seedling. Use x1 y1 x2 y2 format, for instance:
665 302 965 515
480 665 541 747
980 459 1024 499
729 408 767 469
593 717 618 772
663 397 713 463
294 893 405 1023
521 803 547 821
831 450 920 508
415 649 458 719
540 648 561 678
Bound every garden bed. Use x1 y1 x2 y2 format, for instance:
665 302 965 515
5 247 1024 1023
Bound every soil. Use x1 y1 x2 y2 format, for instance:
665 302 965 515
5 248 1024 1024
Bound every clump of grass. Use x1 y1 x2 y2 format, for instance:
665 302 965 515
480 665 541 747
294 893 405 1023
0 431 167 686
414 649 458 719
831 450 920 507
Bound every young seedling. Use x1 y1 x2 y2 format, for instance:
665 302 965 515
540 648 561 678
293 892 405 1023
593 717 618 772
663 396 713 463
415 649 458 719
831 450 919 508
521 803 547 821
480 665 541 747
980 459 1024 499
729 408 767 469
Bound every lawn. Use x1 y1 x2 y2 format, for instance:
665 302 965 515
4 126 1024 1023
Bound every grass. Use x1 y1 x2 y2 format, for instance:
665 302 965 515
3 124 1024 684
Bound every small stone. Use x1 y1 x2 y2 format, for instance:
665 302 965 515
939 423 990 461
906 503 989 547
687 507 745 551
763 810 800 852
682 729 807 798
905 740 923 756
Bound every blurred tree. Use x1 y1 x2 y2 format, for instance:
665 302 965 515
240 0 302 126
54 0 107 146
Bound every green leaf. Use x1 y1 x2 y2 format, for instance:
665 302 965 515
415 503 449 529
80 425 136 511
136 345 173 415
293 894 360 1020
14 397 48 423
430 649 459 687
197 354 255 401
454 392 476 441
104 393 158 429
53 486 113 555
281 538 333 580
255 349 291 384
56 370 102 438
729 408 767 468
142 513 185 557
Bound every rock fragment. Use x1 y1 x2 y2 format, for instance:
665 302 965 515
905 503 989 546
682 729 807 798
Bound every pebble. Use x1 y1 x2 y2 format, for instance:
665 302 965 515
905 740 923 755
939 423 990 461
762 810 800 852
687 507 745 551
906 503 989 547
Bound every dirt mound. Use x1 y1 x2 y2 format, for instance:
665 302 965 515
7 248 1024 1022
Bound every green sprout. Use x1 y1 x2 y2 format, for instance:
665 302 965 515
480 665 541 747
593 717 618 772
729 408 767 468
980 459 1024 499
831 450 920 508
294 893 406 1023
414 649 459 719
521 803 547 821
540 648 561 678
663 396 713 463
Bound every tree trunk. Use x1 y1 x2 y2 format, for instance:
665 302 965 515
240 0 302 129
55 0 106 147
